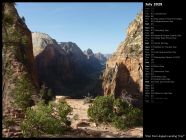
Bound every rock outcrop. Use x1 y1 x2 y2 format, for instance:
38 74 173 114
32 32 58 56
32 34 78 94
35 44 75 94
2 2 39 111
2 3 39 137
102 11 143 108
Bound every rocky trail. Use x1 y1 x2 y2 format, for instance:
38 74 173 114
60 98 143 138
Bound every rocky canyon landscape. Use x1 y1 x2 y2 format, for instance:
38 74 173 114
2 3 143 138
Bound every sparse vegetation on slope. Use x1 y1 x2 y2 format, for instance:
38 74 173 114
87 96 114 123
12 72 35 112
3 116 16 128
39 84 55 103
21 99 72 137
87 96 143 130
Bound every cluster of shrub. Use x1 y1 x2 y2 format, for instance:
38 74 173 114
87 95 143 130
11 74 72 137
21 99 72 137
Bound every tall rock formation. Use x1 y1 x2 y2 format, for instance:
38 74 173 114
59 42 92 75
59 43 103 97
102 11 143 108
2 3 39 111
32 35 103 97
2 3 39 137
32 33 76 94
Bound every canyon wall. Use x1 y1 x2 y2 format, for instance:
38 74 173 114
2 3 38 113
102 11 143 108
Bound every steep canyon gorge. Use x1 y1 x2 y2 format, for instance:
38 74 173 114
2 3 143 137
2 2 143 110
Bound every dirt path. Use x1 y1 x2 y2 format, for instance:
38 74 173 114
64 98 143 138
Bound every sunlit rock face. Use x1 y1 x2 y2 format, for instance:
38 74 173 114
102 11 143 108
32 32 58 57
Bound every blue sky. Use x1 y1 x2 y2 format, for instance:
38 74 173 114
16 2 142 54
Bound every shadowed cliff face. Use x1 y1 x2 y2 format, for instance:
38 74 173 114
35 45 72 92
2 3 38 112
32 35 103 97
84 48 103 72
59 42 102 75
115 63 140 97
102 11 143 108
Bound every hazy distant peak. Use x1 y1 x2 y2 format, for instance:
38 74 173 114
84 48 94 56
